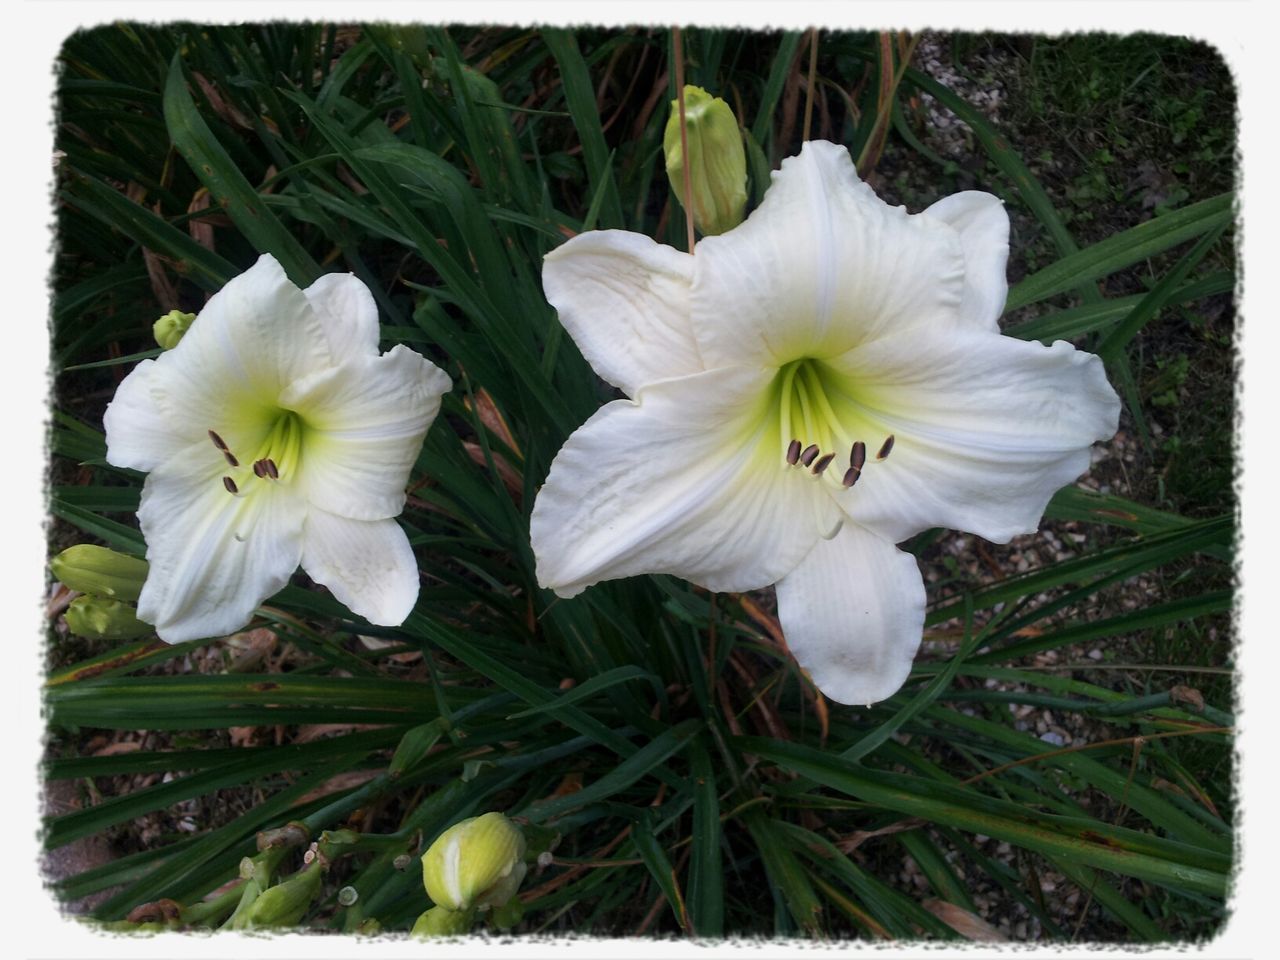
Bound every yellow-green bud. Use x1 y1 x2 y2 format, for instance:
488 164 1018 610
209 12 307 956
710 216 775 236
243 860 322 929
664 85 748 236
411 905 473 938
153 309 196 350
421 812 526 911
50 545 148 602
64 595 153 640
489 893 525 930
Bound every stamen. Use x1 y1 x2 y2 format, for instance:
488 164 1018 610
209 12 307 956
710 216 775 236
799 444 820 467
208 429 229 452
264 459 279 480
786 439 801 466
877 434 895 460
850 441 866 472
222 450 239 467
812 452 835 476
842 466 861 488
252 459 268 479
222 476 238 495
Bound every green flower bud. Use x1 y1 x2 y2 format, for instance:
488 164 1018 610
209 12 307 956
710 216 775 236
664 85 748 236
489 893 525 931
153 309 196 350
476 859 526 910
411 905 474 938
64 595 153 640
421 812 526 911
50 545 148 602
243 860 322 929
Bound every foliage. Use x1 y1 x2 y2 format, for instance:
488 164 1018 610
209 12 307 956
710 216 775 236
47 25 1235 941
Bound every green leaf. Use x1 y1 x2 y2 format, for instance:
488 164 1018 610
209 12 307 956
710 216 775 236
505 666 660 719
520 719 701 823
163 53 320 285
60 174 237 290
744 737 1228 897
686 741 724 936
543 29 625 228
1006 193 1233 312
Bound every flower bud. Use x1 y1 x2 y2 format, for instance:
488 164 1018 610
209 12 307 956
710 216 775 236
50 545 148 602
411 905 473 938
664 85 747 236
153 309 196 350
489 893 525 931
421 812 526 912
243 860 322 929
64 595 153 640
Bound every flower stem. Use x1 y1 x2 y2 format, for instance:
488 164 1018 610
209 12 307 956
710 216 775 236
802 29 819 142
671 26 696 254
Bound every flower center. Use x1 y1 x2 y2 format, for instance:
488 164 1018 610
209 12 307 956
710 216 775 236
209 410 305 496
772 358 894 489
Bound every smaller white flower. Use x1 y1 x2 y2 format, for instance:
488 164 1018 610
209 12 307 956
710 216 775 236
104 254 452 642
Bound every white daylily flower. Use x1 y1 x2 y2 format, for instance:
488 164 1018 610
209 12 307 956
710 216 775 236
531 140 1120 706
104 254 452 642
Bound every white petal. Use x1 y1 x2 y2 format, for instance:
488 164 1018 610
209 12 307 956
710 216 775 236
543 230 703 396
831 333 1121 544
141 254 333 448
279 345 451 521
135 447 306 642
103 359 196 472
531 365 843 598
304 271 381 358
921 191 1010 330
302 509 419 625
690 140 966 368
776 523 925 706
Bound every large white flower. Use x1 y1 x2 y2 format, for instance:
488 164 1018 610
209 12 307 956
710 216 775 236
104 254 452 642
531 141 1120 706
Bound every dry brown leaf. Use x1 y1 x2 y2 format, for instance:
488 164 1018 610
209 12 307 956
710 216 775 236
922 899 1008 941
92 740 141 757
295 769 381 806
186 187 216 252
463 441 523 500
293 722 390 744
465 387 522 458
192 71 254 130
1170 684 1205 712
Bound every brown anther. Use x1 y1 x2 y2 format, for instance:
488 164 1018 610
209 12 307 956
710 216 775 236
877 434 895 460
842 466 862 488
208 429 228 451
799 444 820 467
264 459 279 480
222 476 238 494
850 440 866 472
812 452 835 476
786 439 802 466
252 459 267 478
222 450 239 467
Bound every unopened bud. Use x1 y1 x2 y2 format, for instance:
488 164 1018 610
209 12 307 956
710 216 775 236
50 545 148 602
153 310 196 350
64 595 152 640
489 892 525 930
664 85 747 236
243 860 322 929
421 812 526 911
411 904 473 938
